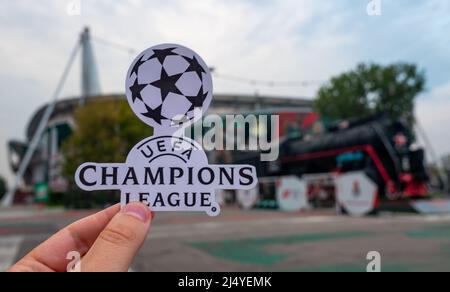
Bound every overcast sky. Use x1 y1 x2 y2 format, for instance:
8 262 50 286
1 0 450 185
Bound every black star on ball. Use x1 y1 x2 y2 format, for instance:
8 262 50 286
150 68 183 101
183 55 206 80
129 55 147 78
148 47 178 64
141 103 165 125
129 78 147 103
186 87 208 111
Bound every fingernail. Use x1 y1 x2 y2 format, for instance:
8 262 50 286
122 203 150 222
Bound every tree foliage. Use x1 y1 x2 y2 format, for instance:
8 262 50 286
314 63 425 125
62 99 152 182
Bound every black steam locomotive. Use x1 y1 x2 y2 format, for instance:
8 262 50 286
234 114 428 201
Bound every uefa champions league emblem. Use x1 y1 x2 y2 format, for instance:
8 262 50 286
75 44 258 216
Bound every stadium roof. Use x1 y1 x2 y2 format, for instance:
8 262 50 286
26 94 313 140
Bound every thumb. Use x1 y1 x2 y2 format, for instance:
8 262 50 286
81 202 153 272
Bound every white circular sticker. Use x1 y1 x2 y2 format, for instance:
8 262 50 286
237 187 259 210
276 176 308 212
335 171 377 216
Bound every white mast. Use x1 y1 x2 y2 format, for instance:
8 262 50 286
2 27 101 207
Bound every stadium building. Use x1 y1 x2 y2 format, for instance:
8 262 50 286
8 94 313 198
4 28 314 204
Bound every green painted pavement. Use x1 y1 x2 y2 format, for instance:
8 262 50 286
190 230 371 265
407 224 450 239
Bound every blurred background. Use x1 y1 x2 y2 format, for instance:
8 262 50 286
1 0 450 272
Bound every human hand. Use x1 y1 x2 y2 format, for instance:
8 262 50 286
7 202 153 272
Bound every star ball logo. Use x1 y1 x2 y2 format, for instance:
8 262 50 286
75 44 258 216
126 44 212 132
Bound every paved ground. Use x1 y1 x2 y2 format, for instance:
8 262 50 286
1 206 450 272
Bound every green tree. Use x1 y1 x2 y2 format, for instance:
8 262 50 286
61 99 152 207
0 176 6 200
314 63 425 125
